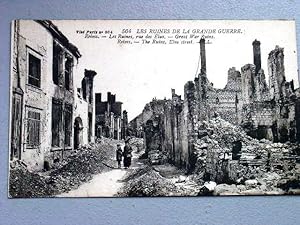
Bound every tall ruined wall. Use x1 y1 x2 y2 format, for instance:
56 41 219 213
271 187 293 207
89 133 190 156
207 89 241 124
268 46 286 101
266 45 299 143
182 82 198 170
161 94 184 166
129 99 167 137
144 116 163 158
254 69 269 101
197 67 242 125
241 64 256 104
74 69 97 144
194 74 208 121
274 97 299 143
138 86 197 170
224 67 242 91
241 65 269 104
137 40 300 175
74 92 90 145
242 45 300 143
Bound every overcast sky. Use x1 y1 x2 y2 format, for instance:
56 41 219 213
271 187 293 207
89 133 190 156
53 20 299 121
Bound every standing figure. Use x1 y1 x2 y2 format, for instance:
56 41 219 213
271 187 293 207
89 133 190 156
116 144 123 168
123 140 133 169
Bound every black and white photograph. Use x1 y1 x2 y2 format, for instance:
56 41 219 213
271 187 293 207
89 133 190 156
9 19 300 197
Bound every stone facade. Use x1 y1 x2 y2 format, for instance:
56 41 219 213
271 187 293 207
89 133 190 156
10 20 97 171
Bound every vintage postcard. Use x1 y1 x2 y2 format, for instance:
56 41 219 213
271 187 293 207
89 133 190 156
9 20 300 197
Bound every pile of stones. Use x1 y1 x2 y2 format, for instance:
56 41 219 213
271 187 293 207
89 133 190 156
9 141 116 198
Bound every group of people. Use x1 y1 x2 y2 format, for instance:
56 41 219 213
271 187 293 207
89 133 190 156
116 140 133 169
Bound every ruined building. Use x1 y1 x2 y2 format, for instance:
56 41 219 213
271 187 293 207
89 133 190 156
95 92 128 140
10 20 97 171
74 69 97 148
130 38 300 172
242 45 299 142
129 98 167 138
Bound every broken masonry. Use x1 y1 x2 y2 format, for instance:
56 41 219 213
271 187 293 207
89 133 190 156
130 38 300 181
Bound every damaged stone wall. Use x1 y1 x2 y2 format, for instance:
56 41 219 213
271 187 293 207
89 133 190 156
241 46 300 143
141 84 198 171
129 98 168 138
10 20 82 171
268 46 287 101
11 20 58 171
242 101 274 140
74 69 97 146
131 38 300 178
195 67 242 125
267 46 300 143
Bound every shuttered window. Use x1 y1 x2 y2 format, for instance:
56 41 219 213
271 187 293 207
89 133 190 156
64 104 72 147
27 110 41 148
52 100 62 147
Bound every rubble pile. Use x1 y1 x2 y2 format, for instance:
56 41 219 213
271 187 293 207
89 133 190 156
192 117 300 195
9 161 55 198
49 143 114 192
128 137 144 153
193 117 250 182
9 142 116 198
148 149 169 165
195 165 300 196
119 164 200 197
118 166 183 197
195 117 254 151
212 172 286 196
96 137 124 146
197 117 300 155
152 164 201 196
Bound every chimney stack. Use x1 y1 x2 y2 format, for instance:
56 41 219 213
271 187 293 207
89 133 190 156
252 39 261 74
200 38 206 74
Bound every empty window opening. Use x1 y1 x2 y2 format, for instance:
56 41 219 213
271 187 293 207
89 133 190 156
64 54 73 90
53 41 62 85
28 53 41 88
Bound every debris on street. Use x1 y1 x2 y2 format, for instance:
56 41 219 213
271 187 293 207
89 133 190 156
9 140 118 198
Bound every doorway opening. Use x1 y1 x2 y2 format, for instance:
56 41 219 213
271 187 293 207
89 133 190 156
74 117 83 149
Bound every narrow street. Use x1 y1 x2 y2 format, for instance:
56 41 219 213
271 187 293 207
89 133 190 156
58 149 142 197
